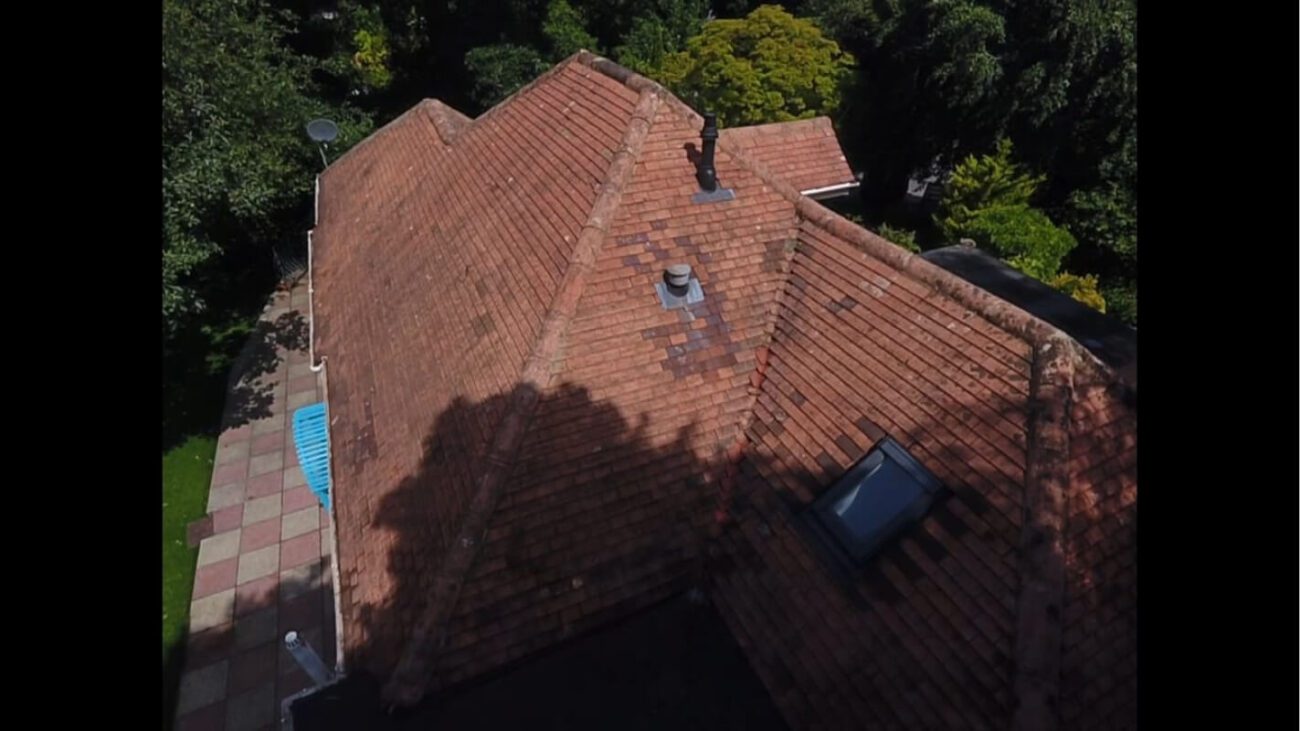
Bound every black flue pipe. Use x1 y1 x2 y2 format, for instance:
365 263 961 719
696 113 719 192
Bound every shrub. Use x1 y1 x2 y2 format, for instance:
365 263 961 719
962 204 1076 281
875 223 920 253
1048 272 1106 313
935 138 1043 242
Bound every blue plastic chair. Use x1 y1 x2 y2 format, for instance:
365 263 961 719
292 402 332 510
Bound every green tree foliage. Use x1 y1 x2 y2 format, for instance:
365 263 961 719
542 0 598 59
934 139 1043 241
655 5 854 127
614 0 708 74
924 1 1006 113
1047 272 1106 313
806 0 1136 315
875 223 920 253
1061 126 1135 324
162 0 370 338
807 0 1134 200
464 43 549 107
1100 279 1136 324
347 2 395 91
960 205 1077 281
283 2 397 99
1062 129 1135 263
1065 181 1134 262
352 29 393 88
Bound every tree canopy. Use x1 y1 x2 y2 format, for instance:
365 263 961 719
960 204 1077 281
464 43 549 107
162 0 371 339
654 5 854 127
806 0 1136 321
934 139 1043 242
614 0 708 74
542 0 598 59
935 140 1094 302
1047 272 1106 313
164 0 1136 345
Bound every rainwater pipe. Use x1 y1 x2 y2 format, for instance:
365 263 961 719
799 180 861 200
280 630 344 729
309 175 326 374
285 631 334 686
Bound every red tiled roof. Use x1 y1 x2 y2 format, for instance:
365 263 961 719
1058 358 1137 728
722 117 855 192
311 51 1137 729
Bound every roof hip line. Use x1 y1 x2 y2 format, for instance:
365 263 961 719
1010 333 1077 731
419 100 472 145
379 88 663 710
577 50 1113 371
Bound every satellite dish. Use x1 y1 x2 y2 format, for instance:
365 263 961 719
306 118 339 144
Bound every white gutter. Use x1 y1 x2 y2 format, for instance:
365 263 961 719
307 231 324 373
309 175 326 373
322 363 345 675
799 180 861 200
307 172 346 673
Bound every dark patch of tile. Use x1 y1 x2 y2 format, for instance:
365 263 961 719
929 501 970 538
853 416 886 443
911 527 950 563
884 542 925 581
952 484 993 516
859 563 904 604
814 451 839 475
471 313 496 338
832 434 860 460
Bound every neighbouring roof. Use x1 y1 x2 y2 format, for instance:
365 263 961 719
720 117 856 193
921 245 1137 382
311 51 1136 730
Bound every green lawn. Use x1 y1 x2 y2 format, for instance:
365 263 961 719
163 434 218 653
162 434 218 729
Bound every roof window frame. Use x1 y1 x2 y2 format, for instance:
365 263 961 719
808 436 944 565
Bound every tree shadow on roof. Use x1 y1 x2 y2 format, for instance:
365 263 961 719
291 359 1131 728
304 380 792 729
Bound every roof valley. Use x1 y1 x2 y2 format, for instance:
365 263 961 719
713 228 800 528
379 88 663 708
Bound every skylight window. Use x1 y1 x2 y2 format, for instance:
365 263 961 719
810 437 942 563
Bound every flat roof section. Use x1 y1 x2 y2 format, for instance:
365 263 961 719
920 245 1137 379
290 593 789 730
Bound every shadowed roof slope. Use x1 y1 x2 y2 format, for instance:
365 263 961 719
310 51 1136 731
